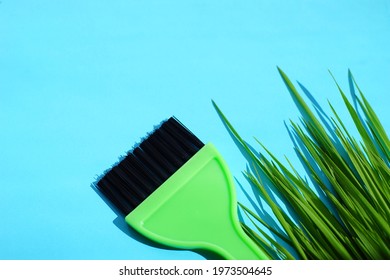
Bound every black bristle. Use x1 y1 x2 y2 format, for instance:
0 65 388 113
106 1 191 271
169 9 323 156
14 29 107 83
96 117 205 215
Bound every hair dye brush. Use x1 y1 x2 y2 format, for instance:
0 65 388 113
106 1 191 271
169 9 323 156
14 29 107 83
96 117 268 260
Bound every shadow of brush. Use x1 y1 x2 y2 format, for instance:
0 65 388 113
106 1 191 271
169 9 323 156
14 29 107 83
90 182 222 260
90 182 169 248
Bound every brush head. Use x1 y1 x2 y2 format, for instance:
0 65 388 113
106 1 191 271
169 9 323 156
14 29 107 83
96 117 204 215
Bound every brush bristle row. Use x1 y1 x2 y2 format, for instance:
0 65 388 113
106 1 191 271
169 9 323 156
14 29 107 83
96 117 204 215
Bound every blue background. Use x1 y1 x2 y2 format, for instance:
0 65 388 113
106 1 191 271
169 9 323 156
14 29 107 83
1 0 389 259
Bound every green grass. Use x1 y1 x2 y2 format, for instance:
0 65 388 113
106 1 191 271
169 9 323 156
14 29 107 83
213 68 390 259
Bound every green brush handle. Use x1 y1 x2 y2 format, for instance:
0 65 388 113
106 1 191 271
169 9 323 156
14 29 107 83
126 143 269 260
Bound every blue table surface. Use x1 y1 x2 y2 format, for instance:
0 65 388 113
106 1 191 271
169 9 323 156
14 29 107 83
1 0 389 259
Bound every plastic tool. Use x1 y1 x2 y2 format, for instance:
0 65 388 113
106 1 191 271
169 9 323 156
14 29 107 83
96 117 268 260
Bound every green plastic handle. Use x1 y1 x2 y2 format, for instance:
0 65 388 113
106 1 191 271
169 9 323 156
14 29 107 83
126 143 269 260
